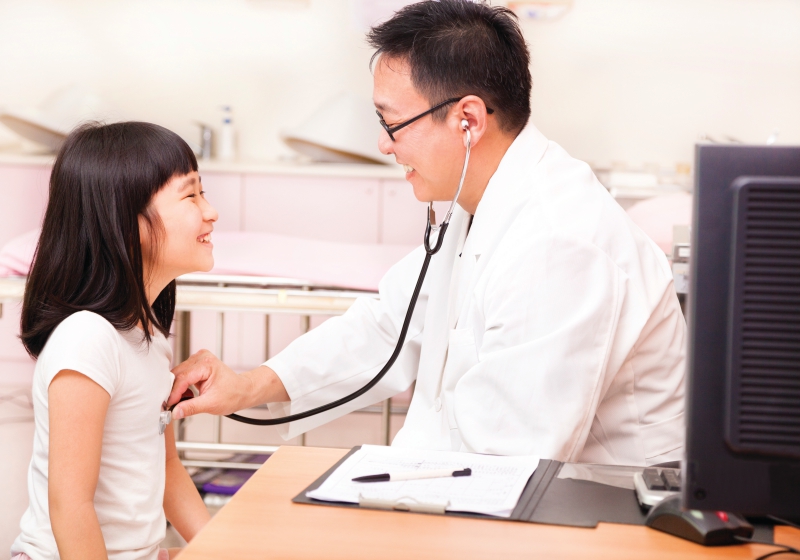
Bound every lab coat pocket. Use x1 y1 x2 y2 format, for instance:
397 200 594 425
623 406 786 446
441 328 478 430
641 412 685 460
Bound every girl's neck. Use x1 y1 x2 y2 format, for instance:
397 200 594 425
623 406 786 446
144 267 174 307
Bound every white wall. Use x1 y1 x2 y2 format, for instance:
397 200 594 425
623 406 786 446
525 0 800 168
0 0 376 160
0 0 797 167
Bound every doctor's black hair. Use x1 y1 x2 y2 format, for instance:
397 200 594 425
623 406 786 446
20 122 196 358
367 0 532 134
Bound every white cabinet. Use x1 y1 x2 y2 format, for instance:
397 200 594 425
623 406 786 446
243 175 382 243
201 172 243 232
381 179 425 245
0 164 49 248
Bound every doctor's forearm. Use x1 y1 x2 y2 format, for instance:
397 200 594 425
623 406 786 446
242 365 290 407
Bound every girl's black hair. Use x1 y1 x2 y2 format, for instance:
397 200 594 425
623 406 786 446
21 121 198 358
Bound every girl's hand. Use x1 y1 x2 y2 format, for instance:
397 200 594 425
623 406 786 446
49 369 110 560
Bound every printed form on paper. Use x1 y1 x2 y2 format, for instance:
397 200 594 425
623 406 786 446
306 445 539 517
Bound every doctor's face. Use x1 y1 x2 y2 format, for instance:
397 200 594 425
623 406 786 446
374 56 467 204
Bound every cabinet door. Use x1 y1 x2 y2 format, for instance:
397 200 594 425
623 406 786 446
200 172 242 232
0 165 50 247
243 175 380 243
381 179 451 246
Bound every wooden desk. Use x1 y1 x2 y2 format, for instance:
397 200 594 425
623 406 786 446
179 446 800 560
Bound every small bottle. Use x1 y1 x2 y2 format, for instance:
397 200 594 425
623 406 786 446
218 106 236 161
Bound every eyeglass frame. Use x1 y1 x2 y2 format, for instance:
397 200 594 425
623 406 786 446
376 97 495 141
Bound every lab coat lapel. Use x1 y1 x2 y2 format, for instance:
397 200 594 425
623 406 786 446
413 210 470 400
454 124 551 328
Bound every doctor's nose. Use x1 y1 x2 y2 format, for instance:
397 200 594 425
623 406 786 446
378 130 394 156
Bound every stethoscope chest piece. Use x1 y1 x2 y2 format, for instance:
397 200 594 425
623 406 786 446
159 401 171 435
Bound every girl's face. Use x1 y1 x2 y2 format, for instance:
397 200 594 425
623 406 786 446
140 171 218 289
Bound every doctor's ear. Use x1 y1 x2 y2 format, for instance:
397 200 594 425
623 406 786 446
456 95 490 147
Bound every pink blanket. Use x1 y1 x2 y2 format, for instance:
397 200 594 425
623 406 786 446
0 230 417 292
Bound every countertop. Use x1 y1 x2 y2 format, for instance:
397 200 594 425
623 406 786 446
0 151 406 179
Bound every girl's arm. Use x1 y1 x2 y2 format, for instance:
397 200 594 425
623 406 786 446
48 369 109 560
163 423 210 544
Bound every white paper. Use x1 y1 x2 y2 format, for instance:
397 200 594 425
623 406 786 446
306 445 539 517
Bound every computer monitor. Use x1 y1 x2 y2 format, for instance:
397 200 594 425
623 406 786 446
684 143 800 517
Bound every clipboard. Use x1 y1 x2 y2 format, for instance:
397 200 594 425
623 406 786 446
292 446 647 528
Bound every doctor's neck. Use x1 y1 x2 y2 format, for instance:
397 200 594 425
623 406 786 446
456 126 517 216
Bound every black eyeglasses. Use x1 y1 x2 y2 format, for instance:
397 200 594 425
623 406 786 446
376 97 495 141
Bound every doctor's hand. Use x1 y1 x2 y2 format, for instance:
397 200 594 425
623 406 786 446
168 350 289 420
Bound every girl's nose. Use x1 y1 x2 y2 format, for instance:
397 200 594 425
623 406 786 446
202 199 218 223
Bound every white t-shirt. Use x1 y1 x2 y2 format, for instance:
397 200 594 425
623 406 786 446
12 311 174 560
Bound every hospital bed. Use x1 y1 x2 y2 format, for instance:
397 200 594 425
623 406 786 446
0 273 407 470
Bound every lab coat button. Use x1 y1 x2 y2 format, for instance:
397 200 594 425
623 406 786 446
434 398 442 412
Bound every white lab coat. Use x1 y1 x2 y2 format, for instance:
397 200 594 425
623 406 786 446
266 124 686 466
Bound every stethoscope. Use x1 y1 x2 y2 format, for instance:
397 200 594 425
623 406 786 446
162 120 472 430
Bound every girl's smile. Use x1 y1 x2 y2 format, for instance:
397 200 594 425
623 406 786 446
197 232 212 246
140 170 218 304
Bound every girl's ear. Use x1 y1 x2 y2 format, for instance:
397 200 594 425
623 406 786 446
138 214 152 262
138 215 147 248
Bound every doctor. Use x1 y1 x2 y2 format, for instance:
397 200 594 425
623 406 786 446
169 0 686 465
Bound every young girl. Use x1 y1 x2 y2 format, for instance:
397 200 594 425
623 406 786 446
11 122 217 560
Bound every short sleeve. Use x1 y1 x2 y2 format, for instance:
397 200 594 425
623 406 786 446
39 311 122 398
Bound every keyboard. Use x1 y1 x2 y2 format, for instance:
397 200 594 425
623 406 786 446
633 467 682 509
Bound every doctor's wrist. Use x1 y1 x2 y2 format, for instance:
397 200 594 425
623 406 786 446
240 365 290 409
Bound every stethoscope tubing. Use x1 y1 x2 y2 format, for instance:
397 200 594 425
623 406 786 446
226 124 470 426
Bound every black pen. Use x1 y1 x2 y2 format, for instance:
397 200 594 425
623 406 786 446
352 467 472 483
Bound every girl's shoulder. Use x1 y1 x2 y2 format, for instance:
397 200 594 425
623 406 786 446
38 311 124 395
50 310 121 344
